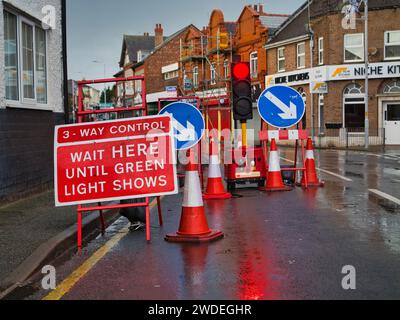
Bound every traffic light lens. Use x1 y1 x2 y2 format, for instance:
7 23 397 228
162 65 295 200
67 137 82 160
233 80 251 97
233 63 250 80
234 97 253 116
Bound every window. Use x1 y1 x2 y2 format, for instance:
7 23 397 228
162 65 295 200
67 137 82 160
210 63 216 85
386 104 400 121
35 28 47 103
343 83 365 129
318 37 324 65
224 60 229 79
277 47 285 72
21 21 35 100
164 70 178 80
3 10 48 106
344 33 364 62
4 11 18 101
383 80 400 94
297 42 306 69
384 31 400 60
193 66 199 88
250 52 258 78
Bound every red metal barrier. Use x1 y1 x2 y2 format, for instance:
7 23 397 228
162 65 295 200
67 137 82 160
75 76 162 250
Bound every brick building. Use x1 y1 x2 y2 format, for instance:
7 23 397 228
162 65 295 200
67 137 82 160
115 24 200 115
265 0 400 146
115 31 163 113
0 0 67 202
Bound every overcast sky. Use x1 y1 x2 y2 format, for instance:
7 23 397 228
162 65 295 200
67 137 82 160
67 0 305 81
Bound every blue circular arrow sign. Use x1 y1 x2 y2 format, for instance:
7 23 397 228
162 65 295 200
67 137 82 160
159 102 205 151
257 85 305 128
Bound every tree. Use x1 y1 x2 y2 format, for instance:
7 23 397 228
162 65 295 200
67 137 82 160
100 86 115 103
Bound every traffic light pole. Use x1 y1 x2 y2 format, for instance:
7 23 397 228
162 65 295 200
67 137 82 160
241 121 247 148
364 0 369 149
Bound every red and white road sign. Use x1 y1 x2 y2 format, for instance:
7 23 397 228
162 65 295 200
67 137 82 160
54 115 178 206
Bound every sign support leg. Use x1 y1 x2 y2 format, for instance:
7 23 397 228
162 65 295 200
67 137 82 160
157 197 163 226
77 207 82 251
145 198 151 242
98 202 106 236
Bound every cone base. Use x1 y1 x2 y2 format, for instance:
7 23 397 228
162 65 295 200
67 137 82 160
203 192 232 200
165 230 224 243
297 180 325 188
259 185 293 192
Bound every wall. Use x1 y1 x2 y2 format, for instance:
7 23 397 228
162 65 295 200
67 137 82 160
145 36 181 94
0 109 64 202
0 0 65 203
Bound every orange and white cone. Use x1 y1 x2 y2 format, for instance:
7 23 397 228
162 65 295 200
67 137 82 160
261 139 292 192
203 138 231 200
300 138 324 187
165 149 224 243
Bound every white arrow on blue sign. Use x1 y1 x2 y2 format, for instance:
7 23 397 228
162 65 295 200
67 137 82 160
159 102 205 150
257 85 305 129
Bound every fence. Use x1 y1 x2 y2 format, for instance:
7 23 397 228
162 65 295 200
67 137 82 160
313 127 385 149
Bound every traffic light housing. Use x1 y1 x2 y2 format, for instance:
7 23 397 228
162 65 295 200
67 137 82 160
231 62 253 121
219 32 229 49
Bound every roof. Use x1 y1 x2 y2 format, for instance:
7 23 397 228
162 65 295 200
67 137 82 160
267 2 310 45
132 24 200 67
259 14 289 35
224 22 237 36
119 34 167 68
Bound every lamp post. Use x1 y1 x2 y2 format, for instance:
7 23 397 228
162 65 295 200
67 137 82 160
92 60 107 104
363 0 369 149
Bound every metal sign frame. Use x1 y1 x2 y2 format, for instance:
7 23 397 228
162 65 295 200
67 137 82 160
72 76 164 249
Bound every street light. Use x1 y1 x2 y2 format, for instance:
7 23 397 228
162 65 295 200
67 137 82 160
92 59 107 104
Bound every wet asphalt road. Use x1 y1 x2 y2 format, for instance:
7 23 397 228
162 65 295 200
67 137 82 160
30 148 400 300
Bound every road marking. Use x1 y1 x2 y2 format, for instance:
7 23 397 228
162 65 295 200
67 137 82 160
368 189 400 206
280 157 353 182
43 198 160 301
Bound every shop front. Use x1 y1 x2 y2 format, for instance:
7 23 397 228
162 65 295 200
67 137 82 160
265 61 400 145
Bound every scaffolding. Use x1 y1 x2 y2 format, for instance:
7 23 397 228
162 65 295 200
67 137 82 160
179 28 235 138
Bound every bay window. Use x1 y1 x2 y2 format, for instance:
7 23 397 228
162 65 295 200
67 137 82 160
3 10 48 106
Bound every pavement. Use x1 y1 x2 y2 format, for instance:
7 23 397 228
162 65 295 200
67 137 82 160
0 190 119 296
22 147 400 300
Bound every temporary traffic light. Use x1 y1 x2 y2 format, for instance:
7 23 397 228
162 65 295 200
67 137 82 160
232 62 253 121
219 32 229 49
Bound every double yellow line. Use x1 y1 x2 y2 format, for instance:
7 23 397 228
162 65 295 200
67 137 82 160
43 198 159 300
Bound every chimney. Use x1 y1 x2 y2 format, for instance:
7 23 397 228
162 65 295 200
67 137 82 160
155 24 164 47
259 4 264 13
253 5 258 11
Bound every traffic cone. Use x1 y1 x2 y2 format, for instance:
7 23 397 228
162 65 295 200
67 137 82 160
165 149 224 243
261 139 292 192
203 138 231 200
299 138 324 187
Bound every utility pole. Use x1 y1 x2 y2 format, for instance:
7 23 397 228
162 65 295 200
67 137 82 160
364 0 369 149
308 0 315 141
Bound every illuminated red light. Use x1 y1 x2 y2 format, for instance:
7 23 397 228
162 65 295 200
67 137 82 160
232 63 250 80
